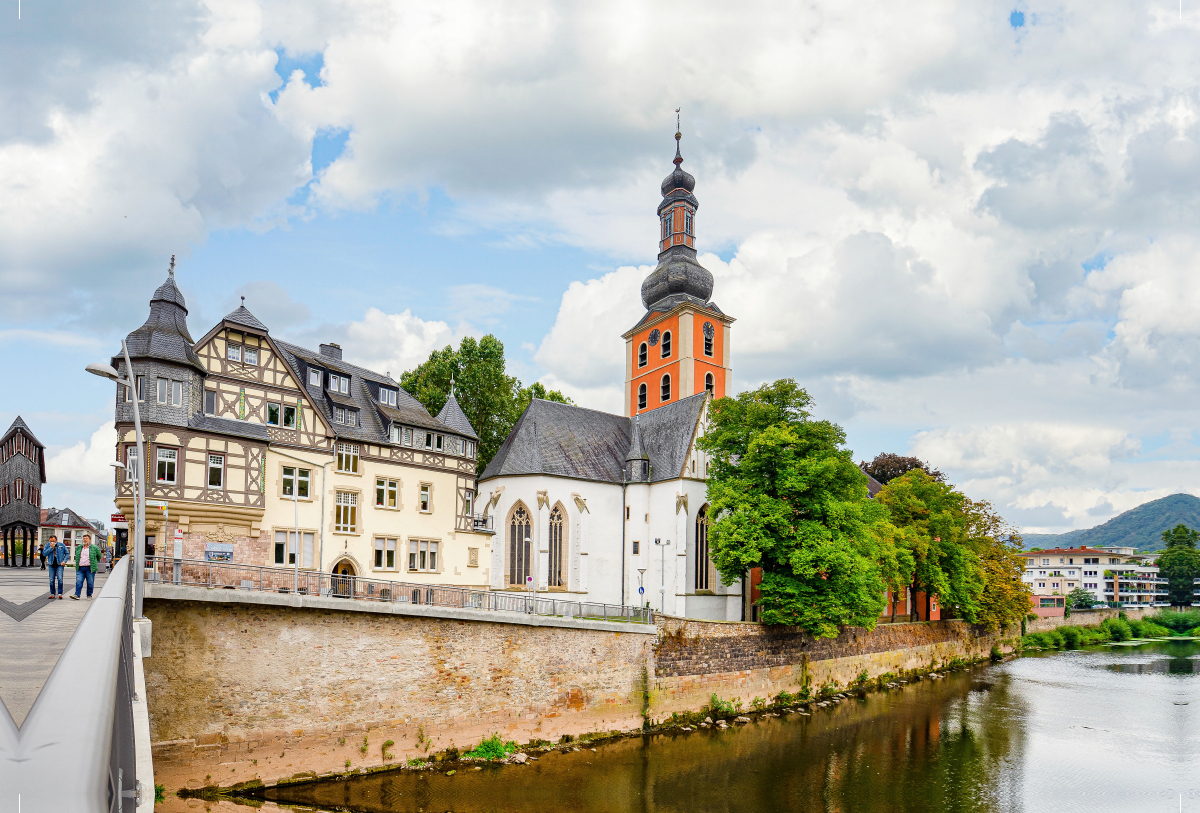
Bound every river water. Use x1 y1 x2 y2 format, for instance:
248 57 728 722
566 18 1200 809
263 639 1200 813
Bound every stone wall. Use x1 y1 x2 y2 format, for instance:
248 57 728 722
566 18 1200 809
144 591 1003 796
650 616 997 717
1026 605 1153 633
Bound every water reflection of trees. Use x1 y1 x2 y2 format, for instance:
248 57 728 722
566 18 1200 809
264 670 1029 813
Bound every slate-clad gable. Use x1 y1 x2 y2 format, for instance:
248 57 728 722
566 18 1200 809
480 392 708 485
223 305 269 333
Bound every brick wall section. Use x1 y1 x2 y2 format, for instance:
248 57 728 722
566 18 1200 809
653 616 983 678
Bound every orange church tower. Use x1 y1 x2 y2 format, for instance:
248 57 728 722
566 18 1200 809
622 127 734 416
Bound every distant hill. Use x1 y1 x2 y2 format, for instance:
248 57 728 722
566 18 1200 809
1022 493 1200 553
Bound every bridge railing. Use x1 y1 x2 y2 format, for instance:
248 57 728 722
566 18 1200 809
0 556 140 812
145 556 654 625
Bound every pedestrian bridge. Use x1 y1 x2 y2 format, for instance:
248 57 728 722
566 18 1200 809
0 557 153 812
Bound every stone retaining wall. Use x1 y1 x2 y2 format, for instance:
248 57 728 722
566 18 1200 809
144 591 1004 797
1026 606 1152 633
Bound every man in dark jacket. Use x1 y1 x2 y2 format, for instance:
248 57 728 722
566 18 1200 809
43 535 68 599
71 534 100 600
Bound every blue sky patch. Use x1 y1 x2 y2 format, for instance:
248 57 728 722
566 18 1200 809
1010 10 1025 28
312 129 350 176
1082 251 1110 273
271 49 326 102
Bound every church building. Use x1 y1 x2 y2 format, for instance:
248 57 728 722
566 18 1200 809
479 131 743 620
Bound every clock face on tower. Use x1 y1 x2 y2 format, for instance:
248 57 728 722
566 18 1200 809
648 329 660 346
702 321 714 339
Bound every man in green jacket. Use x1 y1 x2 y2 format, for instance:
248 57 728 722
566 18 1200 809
71 533 100 600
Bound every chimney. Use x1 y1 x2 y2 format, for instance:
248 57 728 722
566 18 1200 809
319 343 343 360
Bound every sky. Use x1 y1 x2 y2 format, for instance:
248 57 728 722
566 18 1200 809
3 0 1200 534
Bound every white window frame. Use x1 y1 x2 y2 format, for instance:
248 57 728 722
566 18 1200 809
227 344 241 362
172 380 182 407
135 375 145 402
335 491 358 533
424 432 433 449
403 428 413 446
408 539 439 572
282 466 311 499
267 403 281 426
244 347 258 365
661 331 672 359
157 378 169 404
390 425 402 443
335 407 345 424
308 369 320 387
283 404 297 428
204 390 216 415
155 447 177 484
435 434 443 451
336 443 359 474
419 483 432 513
374 537 398 570
661 373 671 402
207 454 224 488
638 342 647 368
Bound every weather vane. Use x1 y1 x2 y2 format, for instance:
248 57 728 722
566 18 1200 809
676 108 681 134
168 255 176 277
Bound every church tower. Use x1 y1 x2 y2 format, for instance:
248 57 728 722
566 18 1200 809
622 128 734 416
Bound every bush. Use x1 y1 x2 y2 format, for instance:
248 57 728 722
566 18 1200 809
1060 627 1082 649
1148 610 1200 633
1045 629 1065 649
1128 619 1171 639
465 733 518 761
1103 617 1132 642
708 694 741 716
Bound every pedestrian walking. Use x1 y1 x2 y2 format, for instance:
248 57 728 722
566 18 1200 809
39 543 46 570
43 535 67 599
71 534 99 600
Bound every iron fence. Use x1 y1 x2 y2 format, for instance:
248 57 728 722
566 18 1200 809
145 556 654 624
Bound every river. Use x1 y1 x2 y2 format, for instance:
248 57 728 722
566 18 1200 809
261 639 1200 812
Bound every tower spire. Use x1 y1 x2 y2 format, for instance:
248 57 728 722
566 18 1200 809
674 108 683 167
168 254 176 278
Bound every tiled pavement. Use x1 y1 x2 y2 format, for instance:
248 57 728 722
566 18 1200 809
0 565 109 726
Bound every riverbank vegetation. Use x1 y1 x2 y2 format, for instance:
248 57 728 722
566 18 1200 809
1022 610 1200 650
699 379 1031 637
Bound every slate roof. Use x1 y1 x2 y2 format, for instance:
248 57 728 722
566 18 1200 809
223 304 269 333
273 339 466 446
189 414 271 442
42 507 92 529
436 393 478 439
117 270 207 375
2 416 44 449
480 392 708 485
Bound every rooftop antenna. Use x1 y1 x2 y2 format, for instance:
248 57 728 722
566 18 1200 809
168 255 176 278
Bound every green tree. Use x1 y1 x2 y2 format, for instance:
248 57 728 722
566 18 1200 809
1065 586 1095 611
964 498 1034 631
697 379 912 636
1156 524 1200 608
400 335 570 473
875 470 983 624
861 453 944 486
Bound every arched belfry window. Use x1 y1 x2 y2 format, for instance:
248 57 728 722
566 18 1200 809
549 504 567 588
638 343 647 368
705 373 714 394
638 383 647 411
661 331 672 358
696 505 713 591
661 212 672 240
661 374 671 402
508 503 532 588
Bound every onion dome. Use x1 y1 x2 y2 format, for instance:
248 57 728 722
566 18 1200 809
640 247 714 310
661 134 696 196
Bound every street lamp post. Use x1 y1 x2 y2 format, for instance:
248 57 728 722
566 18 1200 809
86 338 146 618
654 537 671 613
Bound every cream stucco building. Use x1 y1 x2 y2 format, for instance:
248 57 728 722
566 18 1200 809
111 267 492 587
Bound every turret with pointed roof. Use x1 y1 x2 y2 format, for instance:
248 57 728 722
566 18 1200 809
114 257 206 376
436 385 479 440
1 415 47 564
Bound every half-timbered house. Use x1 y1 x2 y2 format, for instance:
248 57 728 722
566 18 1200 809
111 269 493 587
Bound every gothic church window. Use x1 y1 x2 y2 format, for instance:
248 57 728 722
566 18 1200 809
696 505 713 591
549 505 566 588
508 504 532 587
661 374 671 402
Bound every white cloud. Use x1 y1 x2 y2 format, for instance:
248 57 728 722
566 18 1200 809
334 307 457 378
43 423 119 523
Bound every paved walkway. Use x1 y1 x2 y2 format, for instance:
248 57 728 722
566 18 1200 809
0 565 109 726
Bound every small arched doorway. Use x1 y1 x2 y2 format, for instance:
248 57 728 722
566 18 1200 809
331 558 357 598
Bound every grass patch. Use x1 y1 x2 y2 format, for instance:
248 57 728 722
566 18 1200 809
464 733 518 761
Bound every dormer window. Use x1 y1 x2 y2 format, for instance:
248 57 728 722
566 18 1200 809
403 428 413 446
379 388 397 407
244 347 258 365
334 408 358 427
329 374 349 394
227 345 241 362
308 369 321 387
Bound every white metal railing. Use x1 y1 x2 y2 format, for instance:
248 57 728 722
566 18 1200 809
145 556 654 625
